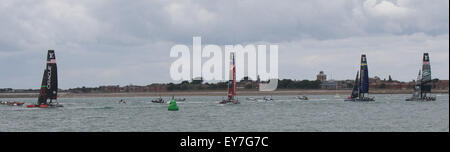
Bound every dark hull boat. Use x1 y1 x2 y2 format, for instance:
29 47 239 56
27 50 63 108
406 53 436 101
405 97 436 101
219 53 239 104
151 97 165 103
345 97 375 102
345 54 375 102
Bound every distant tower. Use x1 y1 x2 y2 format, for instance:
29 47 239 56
317 71 327 82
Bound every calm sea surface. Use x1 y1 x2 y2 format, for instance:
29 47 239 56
1 94 448 132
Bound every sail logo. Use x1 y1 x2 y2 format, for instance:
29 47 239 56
47 66 52 90
423 71 430 77
49 52 54 59
169 36 279 91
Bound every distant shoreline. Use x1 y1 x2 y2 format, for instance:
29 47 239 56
1 89 448 98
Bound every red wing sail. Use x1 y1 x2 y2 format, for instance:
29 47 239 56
228 53 236 100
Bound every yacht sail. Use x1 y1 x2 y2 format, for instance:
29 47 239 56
412 70 421 98
359 54 369 96
406 53 436 101
345 54 374 101
37 69 49 105
219 52 239 104
47 50 58 103
421 53 432 97
27 50 63 108
350 71 359 99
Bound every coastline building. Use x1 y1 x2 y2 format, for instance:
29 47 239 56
99 85 120 93
192 77 204 84
147 84 168 92
0 88 13 93
434 80 449 90
123 85 147 92
316 71 327 82
320 80 338 89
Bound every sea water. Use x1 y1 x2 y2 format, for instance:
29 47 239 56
0 94 448 132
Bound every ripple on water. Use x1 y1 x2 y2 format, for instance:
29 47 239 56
0 94 448 132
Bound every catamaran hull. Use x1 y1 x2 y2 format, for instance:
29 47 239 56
405 97 436 101
219 99 239 104
151 100 165 103
297 97 309 100
26 104 63 108
344 97 375 102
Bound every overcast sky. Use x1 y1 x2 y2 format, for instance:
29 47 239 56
0 0 448 89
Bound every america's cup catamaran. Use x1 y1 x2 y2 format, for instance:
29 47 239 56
27 50 63 108
219 53 239 104
406 53 436 101
345 54 375 102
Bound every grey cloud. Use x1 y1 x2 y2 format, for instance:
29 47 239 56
0 0 448 89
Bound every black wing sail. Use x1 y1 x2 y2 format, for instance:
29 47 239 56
421 53 431 94
46 50 58 100
37 69 48 105
351 71 359 99
359 54 369 94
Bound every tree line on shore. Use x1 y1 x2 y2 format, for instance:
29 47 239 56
1 77 446 93
165 78 322 91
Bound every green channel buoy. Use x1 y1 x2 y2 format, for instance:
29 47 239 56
168 97 179 111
